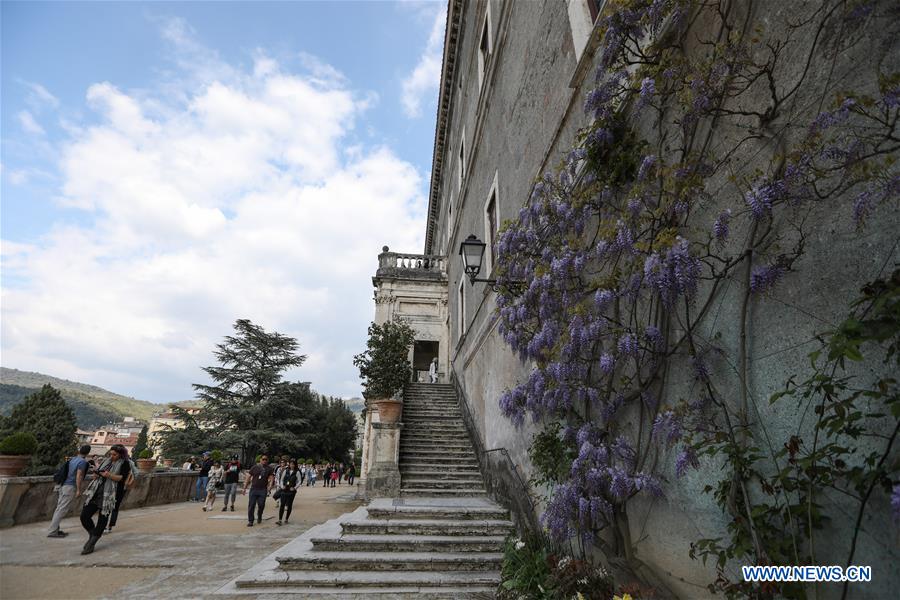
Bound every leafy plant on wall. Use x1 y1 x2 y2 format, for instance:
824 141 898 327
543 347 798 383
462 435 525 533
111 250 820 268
492 0 898 597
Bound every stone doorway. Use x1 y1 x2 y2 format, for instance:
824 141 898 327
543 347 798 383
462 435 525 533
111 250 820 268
411 340 439 382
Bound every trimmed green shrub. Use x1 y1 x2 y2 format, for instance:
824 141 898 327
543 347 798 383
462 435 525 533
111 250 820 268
0 432 38 455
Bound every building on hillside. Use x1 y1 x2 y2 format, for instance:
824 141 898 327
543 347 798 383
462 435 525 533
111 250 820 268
147 404 203 459
75 429 93 445
365 0 899 596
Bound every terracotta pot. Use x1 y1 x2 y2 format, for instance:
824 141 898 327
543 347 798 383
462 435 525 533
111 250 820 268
163 459 176 467
373 398 403 423
136 458 157 473
0 455 31 477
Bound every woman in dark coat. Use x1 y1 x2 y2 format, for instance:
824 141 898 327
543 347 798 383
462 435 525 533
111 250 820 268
276 459 300 525
80 444 131 555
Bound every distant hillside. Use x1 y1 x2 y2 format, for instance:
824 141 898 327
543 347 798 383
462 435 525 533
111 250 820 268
344 397 365 413
0 368 163 428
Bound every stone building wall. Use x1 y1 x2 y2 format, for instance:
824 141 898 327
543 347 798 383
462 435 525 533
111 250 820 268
424 0 899 597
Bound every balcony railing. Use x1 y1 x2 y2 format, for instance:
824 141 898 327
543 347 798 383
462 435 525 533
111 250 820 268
376 247 447 279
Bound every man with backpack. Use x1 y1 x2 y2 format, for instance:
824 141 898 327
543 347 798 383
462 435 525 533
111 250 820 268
48 444 91 538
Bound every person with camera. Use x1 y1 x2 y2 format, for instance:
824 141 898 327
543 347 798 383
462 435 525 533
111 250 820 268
79 444 131 555
242 455 274 527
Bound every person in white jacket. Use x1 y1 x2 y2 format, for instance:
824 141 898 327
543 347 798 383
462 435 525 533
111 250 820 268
429 357 438 383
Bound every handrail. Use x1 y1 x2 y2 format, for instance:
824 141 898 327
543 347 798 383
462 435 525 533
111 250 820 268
451 370 540 535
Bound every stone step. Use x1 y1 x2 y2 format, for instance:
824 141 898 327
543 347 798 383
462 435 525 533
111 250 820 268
311 534 505 553
402 478 486 490
342 519 512 537
400 488 488 497
399 468 481 477
400 463 479 472
236 569 500 590
277 550 503 571
402 425 467 432
400 450 476 459
366 505 510 522
402 443 473 452
401 432 470 440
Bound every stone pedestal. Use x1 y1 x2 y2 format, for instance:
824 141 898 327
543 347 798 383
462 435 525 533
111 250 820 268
364 421 403 499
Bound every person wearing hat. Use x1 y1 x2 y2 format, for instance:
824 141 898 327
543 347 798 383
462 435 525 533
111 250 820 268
195 452 213 502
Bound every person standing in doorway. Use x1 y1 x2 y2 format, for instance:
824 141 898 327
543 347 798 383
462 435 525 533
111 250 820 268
222 455 240 511
47 444 91 538
243 455 274 527
429 357 439 383
276 459 299 525
79 444 131 555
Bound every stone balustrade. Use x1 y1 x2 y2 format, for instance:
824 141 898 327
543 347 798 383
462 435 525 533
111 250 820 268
0 469 200 528
375 247 447 280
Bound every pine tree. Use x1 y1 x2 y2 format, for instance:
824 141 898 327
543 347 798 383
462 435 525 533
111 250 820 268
194 319 307 466
4 385 76 474
133 424 149 456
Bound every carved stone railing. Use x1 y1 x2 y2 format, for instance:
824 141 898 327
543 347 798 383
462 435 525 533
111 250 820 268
375 247 447 280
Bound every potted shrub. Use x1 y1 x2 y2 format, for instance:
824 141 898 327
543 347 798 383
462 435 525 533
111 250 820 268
0 432 38 477
353 320 416 423
136 449 157 473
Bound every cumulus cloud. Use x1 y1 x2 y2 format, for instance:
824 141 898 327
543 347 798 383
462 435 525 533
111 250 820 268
1 20 426 402
400 5 446 118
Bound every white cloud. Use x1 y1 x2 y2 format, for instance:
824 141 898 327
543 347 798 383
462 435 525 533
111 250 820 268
22 81 60 111
400 5 446 118
1 21 426 402
17 110 45 135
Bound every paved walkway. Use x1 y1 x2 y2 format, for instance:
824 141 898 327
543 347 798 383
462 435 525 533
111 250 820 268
0 483 362 599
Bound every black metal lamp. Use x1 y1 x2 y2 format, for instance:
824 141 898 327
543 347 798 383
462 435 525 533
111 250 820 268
459 234 486 282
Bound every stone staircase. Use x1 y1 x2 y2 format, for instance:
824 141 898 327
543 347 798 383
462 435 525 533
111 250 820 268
226 382 513 597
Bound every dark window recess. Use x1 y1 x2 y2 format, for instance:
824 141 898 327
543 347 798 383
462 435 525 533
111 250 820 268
587 0 603 22
487 193 497 256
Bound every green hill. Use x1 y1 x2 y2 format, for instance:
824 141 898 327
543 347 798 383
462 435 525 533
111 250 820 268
0 367 164 428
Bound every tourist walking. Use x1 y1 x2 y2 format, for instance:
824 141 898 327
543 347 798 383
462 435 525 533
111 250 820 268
346 463 355 486
182 456 196 471
194 452 212 502
106 454 137 533
47 444 91 538
79 444 131 555
243 455 274 527
306 463 317 486
323 464 331 487
330 464 339 487
429 357 438 383
222 455 240 511
203 460 225 511
276 459 300 525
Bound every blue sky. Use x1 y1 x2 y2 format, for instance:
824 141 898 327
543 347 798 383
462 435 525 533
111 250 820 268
1 1 446 403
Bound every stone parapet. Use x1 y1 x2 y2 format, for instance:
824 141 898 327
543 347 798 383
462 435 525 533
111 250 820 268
0 470 199 528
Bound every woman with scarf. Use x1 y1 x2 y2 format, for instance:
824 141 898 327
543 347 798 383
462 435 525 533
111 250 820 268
80 444 131 555
276 459 300 525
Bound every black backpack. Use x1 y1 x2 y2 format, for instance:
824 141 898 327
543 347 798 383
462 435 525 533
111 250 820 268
53 458 71 485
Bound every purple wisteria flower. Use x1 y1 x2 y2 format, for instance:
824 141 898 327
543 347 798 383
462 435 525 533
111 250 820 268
644 237 701 309
617 333 639 356
892 483 900 523
713 209 731 244
652 411 683 445
675 447 699 477
810 97 856 134
750 262 787 295
745 179 784 219
637 154 656 182
637 77 656 110
599 353 616 374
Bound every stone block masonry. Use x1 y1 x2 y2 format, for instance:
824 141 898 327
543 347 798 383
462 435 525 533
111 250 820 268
0 470 199 528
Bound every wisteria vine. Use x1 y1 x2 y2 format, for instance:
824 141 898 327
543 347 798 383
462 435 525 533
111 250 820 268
492 0 899 596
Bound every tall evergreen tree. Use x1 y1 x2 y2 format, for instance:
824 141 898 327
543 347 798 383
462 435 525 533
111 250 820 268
2 385 76 474
194 319 307 466
132 424 149 456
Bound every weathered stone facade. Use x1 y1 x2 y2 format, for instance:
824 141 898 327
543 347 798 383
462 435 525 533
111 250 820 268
382 0 899 597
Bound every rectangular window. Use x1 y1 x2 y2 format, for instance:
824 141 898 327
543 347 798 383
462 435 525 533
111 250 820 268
457 278 466 340
477 7 492 87
483 171 499 275
457 135 465 191
587 0 603 21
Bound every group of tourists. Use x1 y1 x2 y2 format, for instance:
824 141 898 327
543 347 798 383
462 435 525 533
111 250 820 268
44 446 358 555
47 443 135 556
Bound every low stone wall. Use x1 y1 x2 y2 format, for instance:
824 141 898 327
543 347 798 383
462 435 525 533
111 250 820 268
0 470 199 528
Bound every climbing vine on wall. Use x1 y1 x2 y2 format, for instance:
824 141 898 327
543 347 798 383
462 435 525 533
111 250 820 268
493 0 898 597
